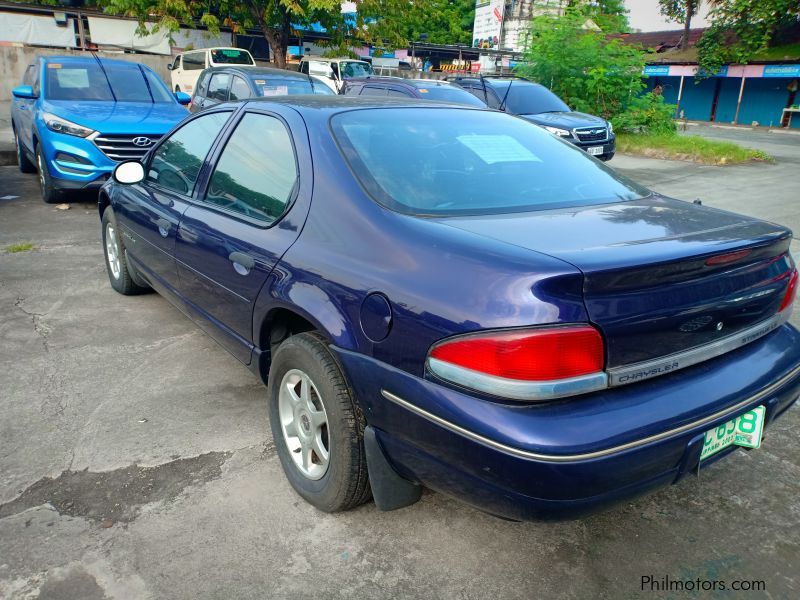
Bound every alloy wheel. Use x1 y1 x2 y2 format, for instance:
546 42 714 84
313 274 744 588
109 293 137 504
105 222 121 280
278 368 330 480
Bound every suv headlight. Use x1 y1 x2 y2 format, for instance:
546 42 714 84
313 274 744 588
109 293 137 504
608 122 614 134
41 112 95 138
543 126 571 137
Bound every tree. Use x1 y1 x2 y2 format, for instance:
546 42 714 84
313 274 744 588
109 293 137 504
516 6 645 118
697 0 800 76
100 0 342 68
658 1 701 50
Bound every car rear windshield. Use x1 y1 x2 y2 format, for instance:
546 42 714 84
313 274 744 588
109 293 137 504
45 62 173 103
210 49 254 65
250 77 315 96
415 86 486 107
331 108 647 216
495 82 571 115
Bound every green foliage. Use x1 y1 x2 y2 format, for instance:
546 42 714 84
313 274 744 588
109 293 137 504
615 132 772 164
5 242 35 253
697 0 800 77
517 7 645 119
611 93 677 134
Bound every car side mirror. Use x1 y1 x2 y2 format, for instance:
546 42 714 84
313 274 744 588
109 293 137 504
12 85 37 100
174 91 191 105
113 161 145 185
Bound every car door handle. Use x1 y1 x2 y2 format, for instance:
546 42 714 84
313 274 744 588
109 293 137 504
228 251 255 275
156 218 171 238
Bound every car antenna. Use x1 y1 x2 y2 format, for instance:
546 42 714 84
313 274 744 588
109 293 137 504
479 73 489 106
499 78 513 112
91 51 117 102
306 72 316 93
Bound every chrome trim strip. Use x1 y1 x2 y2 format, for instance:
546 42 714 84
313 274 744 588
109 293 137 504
380 364 800 462
608 310 791 387
427 357 608 401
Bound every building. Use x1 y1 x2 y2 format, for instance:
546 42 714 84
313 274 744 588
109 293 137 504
613 29 800 129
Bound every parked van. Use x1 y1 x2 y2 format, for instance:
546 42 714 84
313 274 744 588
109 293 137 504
298 57 374 92
168 47 255 93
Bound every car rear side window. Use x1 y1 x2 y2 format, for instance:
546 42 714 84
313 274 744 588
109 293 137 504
183 52 205 70
204 113 298 224
332 108 647 216
208 73 231 102
229 76 250 101
146 111 231 195
387 89 413 98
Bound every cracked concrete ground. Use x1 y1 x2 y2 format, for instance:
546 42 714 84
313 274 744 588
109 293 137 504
1 125 799 599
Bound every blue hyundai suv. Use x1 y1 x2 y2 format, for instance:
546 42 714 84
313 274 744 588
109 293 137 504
11 56 190 203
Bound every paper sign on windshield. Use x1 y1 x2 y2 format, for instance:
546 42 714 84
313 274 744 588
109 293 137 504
56 69 90 89
261 86 289 97
456 135 541 164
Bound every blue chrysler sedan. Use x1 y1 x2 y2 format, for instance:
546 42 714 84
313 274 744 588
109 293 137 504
99 97 800 520
11 56 190 203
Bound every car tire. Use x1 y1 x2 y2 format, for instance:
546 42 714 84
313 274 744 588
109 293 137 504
599 152 615 162
268 332 372 512
101 207 150 295
35 144 60 204
15 130 36 174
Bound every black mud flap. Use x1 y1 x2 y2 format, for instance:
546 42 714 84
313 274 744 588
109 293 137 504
364 426 422 511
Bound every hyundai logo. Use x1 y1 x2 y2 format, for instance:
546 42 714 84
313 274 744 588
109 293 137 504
132 136 153 147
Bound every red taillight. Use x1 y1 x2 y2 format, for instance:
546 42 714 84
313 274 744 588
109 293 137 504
779 269 798 313
705 249 753 266
429 326 604 382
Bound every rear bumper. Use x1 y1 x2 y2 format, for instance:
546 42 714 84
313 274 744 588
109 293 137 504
335 324 800 520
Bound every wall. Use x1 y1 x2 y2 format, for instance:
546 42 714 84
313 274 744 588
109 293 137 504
0 45 174 99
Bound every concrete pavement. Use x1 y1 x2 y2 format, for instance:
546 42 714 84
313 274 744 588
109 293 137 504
1 127 799 599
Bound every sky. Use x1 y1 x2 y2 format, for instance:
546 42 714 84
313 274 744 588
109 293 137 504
625 0 712 32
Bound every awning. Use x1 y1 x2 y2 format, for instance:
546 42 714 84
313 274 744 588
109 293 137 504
87 16 171 55
0 11 76 47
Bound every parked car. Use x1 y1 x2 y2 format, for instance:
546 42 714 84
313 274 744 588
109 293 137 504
99 97 799 521
11 55 190 204
341 77 487 107
451 76 616 160
168 47 255 94
190 66 334 112
298 57 374 92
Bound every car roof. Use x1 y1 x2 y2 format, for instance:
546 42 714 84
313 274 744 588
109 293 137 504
202 65 309 80
233 95 481 114
345 76 411 87
300 56 369 63
42 55 145 69
406 79 461 89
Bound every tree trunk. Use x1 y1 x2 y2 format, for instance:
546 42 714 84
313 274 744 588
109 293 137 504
251 3 291 69
680 2 693 50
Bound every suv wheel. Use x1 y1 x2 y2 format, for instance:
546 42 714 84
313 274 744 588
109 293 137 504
269 332 371 512
36 145 60 204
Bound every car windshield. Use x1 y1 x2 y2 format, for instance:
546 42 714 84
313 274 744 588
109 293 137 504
415 85 486 107
250 77 314 96
341 61 374 78
493 82 571 115
45 62 174 103
331 108 647 216
210 49 254 65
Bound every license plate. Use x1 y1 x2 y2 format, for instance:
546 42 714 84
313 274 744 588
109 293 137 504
587 146 604 156
700 405 765 461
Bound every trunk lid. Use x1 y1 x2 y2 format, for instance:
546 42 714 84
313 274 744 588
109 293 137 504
436 195 794 372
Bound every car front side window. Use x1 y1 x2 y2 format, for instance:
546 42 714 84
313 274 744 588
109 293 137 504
208 73 231 102
146 111 231 196
204 113 298 224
